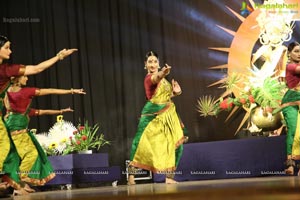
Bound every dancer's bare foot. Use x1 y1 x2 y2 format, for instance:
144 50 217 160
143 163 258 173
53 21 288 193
165 178 178 184
285 166 294 175
24 183 35 193
13 188 28 196
127 175 136 185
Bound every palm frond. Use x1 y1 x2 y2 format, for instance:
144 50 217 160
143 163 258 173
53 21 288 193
197 95 218 117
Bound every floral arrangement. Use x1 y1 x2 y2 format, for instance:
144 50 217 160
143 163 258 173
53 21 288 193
66 121 110 153
35 119 77 155
198 74 285 114
197 72 287 134
35 117 110 155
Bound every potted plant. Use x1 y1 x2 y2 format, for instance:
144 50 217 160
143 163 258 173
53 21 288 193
36 119 110 155
67 121 110 154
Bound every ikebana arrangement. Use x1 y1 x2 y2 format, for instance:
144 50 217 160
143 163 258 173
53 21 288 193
35 116 110 155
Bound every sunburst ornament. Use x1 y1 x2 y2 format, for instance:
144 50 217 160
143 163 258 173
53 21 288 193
198 0 299 135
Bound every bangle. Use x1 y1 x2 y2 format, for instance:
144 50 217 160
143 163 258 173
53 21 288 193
56 52 64 60
71 88 74 94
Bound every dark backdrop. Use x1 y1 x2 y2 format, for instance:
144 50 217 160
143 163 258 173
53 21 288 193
0 0 265 174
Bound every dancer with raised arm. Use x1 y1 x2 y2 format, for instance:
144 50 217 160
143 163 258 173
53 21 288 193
0 35 77 194
128 51 187 185
3 75 85 195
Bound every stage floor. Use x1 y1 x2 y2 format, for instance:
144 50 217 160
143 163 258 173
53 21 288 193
4 176 300 200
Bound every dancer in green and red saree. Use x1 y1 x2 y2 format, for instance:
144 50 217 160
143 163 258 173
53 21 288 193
281 41 300 175
128 51 188 185
4 75 85 188
0 35 77 195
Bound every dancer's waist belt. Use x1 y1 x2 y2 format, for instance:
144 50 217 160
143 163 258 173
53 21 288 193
10 129 27 136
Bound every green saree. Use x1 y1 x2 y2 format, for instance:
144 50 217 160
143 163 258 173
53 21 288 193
282 89 300 160
130 78 185 173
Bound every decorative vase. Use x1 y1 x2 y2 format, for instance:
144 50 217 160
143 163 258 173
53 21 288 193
250 106 283 131
78 150 93 154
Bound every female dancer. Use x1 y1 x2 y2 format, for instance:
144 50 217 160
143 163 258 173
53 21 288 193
281 41 300 175
128 51 186 185
3 75 85 192
0 35 77 194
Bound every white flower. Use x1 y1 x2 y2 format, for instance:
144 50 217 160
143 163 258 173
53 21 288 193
36 120 77 155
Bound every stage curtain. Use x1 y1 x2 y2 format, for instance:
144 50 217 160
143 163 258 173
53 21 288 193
0 0 246 167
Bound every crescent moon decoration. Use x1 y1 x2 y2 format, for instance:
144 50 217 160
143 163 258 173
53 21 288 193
198 0 299 135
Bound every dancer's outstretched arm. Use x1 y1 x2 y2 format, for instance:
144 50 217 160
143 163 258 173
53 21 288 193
37 107 74 116
151 64 171 84
37 88 86 96
24 48 78 75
